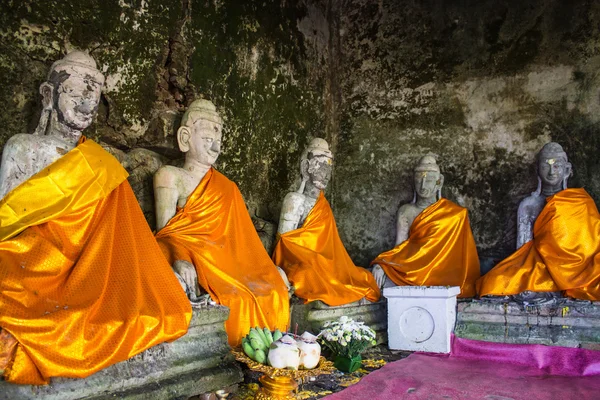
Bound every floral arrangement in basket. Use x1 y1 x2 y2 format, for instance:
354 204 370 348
318 316 376 372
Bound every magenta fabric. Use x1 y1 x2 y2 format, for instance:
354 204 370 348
324 335 600 400
450 334 600 376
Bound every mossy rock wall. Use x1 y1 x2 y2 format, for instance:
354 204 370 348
3 0 600 269
0 0 329 227
334 0 600 268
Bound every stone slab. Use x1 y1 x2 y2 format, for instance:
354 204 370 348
290 299 388 344
384 286 460 353
0 305 243 400
455 299 600 349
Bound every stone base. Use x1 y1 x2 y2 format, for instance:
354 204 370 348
384 286 460 353
456 299 600 349
0 305 243 400
290 299 387 344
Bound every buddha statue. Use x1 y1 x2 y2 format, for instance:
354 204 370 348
272 138 380 306
477 142 600 302
371 155 480 297
0 51 191 385
154 99 290 346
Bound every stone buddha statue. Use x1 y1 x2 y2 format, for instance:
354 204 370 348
153 99 290 346
371 155 480 297
272 138 381 306
0 51 191 385
516 142 572 249
477 142 600 301
0 51 104 197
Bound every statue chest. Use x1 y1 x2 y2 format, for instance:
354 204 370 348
298 197 317 227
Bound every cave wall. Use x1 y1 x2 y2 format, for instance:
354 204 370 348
2 0 600 269
334 0 600 268
0 0 330 232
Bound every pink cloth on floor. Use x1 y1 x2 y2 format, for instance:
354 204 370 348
324 335 600 400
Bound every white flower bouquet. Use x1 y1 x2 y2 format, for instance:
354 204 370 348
318 316 376 358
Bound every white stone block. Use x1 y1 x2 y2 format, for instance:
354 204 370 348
383 286 460 353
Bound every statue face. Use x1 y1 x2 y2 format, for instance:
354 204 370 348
414 170 440 200
188 119 223 166
56 76 102 131
538 157 568 186
307 155 333 190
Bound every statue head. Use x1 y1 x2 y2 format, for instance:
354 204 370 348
177 99 223 167
300 138 333 190
536 142 571 192
36 51 105 135
413 155 444 203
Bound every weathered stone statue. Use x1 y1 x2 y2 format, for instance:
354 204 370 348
154 99 290 346
272 138 380 306
371 156 480 297
477 142 600 301
0 51 191 385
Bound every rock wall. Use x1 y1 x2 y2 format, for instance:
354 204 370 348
3 0 600 269
0 0 329 230
334 0 600 269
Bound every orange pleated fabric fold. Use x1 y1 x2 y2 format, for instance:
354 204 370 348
272 192 381 306
0 139 191 385
370 199 480 298
155 168 289 346
477 188 600 300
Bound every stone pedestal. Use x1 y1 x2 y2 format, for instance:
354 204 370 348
456 299 600 349
0 305 243 400
290 299 387 344
384 286 460 353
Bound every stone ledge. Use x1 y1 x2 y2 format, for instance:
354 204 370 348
455 299 600 349
290 299 388 344
0 305 243 400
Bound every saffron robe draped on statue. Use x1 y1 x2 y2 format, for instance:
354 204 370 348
371 199 480 297
155 169 289 346
0 139 191 385
272 192 380 306
477 188 600 300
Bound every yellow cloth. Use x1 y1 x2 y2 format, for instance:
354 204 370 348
272 192 381 306
155 168 289 346
0 139 192 385
477 188 600 300
370 199 480 298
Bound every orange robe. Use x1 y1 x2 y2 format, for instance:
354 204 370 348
272 192 380 306
0 139 191 385
477 188 600 300
370 199 480 298
155 168 289 346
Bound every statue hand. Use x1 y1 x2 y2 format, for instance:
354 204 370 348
276 266 294 298
372 264 386 289
173 260 201 299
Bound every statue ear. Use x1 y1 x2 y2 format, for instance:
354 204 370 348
566 162 573 178
437 173 444 189
300 159 309 182
177 126 191 153
39 82 54 110
563 162 573 190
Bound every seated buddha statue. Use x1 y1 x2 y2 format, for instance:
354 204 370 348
272 138 381 306
153 99 290 346
371 155 480 297
0 51 191 385
477 142 600 301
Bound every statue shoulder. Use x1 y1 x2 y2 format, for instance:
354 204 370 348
398 203 419 216
154 165 184 189
282 191 306 211
3 134 41 156
518 194 545 216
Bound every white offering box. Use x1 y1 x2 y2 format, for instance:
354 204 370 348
383 286 460 353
